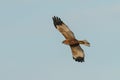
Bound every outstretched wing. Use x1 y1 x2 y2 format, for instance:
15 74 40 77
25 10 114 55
70 45 85 62
52 16 75 39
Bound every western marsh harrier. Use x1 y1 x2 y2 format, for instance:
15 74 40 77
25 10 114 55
52 16 90 62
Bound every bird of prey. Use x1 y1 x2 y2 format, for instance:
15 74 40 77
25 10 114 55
52 16 90 62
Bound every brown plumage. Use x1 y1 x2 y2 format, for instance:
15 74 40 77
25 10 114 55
52 16 90 62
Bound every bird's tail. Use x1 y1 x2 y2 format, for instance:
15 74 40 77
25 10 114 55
78 40 90 47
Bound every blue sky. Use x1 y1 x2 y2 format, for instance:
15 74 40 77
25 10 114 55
0 0 120 80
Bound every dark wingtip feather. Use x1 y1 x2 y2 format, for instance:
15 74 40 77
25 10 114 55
73 57 84 62
52 16 63 28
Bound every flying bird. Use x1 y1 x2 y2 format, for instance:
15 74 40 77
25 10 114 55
52 16 90 62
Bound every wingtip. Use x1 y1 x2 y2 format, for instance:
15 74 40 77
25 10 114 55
73 57 84 62
52 16 63 28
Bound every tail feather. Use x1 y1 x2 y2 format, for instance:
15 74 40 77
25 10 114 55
78 40 90 47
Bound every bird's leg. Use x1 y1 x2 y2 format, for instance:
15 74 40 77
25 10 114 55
78 40 90 47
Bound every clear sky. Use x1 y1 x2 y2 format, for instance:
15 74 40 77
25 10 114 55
0 0 120 80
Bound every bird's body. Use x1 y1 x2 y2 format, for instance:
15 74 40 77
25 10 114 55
52 16 90 62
